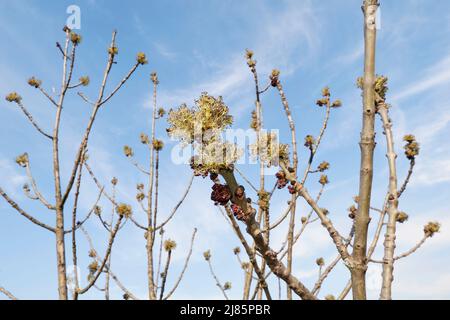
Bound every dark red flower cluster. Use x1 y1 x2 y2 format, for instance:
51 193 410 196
209 172 218 181
288 181 302 195
211 184 232 206
276 171 288 189
190 156 209 178
231 204 246 221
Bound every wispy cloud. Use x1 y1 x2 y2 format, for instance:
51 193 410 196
155 1 320 113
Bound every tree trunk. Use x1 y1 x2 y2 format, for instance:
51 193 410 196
351 0 379 300
55 207 68 299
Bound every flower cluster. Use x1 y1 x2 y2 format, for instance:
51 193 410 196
316 87 342 108
250 110 258 130
157 107 166 118
257 191 270 210
357 75 389 100
5 92 22 103
270 69 280 87
241 262 251 271
167 93 233 145
108 46 119 55
88 260 98 273
317 161 330 172
245 49 256 69
116 203 132 218
316 257 325 267
136 52 148 65
250 132 290 167
203 250 211 261
27 77 42 88
94 205 102 216
275 171 288 189
210 184 232 206
70 32 82 45
348 205 357 219
190 142 243 177
123 145 134 157
111 177 118 186
153 139 164 151
136 192 145 202
396 212 409 223
424 222 440 237
288 181 303 195
231 204 246 221
164 239 177 252
403 135 420 160
140 133 150 144
151 72 159 85
79 76 90 86
304 135 316 149
15 153 29 167
319 174 329 186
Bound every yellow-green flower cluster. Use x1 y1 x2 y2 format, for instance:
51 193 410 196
79 76 90 86
167 93 233 144
203 250 211 261
316 257 325 267
15 153 29 167
357 75 389 100
223 282 232 290
396 212 409 223
250 132 290 168
403 135 420 160
136 192 145 202
317 161 330 172
157 107 166 118
374 75 389 99
140 133 150 145
94 205 102 216
304 135 316 148
164 239 177 252
28 77 42 88
108 46 119 55
151 72 159 85
123 145 134 157
250 110 258 130
5 92 22 103
270 69 280 87
257 191 270 210
192 141 243 176
153 139 164 151
136 52 148 65
116 203 132 218
70 32 82 45
319 174 329 185
424 222 440 237
88 260 98 273
245 49 256 69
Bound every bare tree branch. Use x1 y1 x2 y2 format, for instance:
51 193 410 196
0 186 55 232
0 287 18 300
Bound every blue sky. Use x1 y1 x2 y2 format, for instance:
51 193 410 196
1 0 450 300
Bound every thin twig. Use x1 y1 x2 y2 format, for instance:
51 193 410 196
0 186 55 232
0 287 18 300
